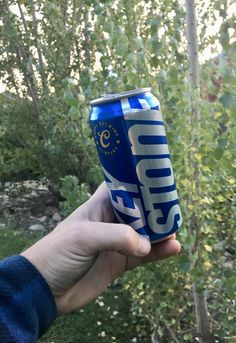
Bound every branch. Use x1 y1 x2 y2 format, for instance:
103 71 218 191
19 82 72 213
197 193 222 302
185 2 213 343
4 0 40 117
28 0 48 92
16 0 28 34
83 9 90 66
162 320 180 343
185 0 199 89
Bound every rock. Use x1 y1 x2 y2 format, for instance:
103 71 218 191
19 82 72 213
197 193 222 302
13 207 23 214
37 185 49 192
38 215 48 223
4 182 11 188
28 223 46 232
214 240 226 251
45 207 58 216
1 194 9 206
52 212 61 222
23 180 39 189
223 261 233 269
19 198 28 204
31 191 38 197
219 256 227 264
24 193 34 200
0 223 6 229
23 191 38 199
48 221 56 230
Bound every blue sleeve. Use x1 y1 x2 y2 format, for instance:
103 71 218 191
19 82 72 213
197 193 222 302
0 255 57 343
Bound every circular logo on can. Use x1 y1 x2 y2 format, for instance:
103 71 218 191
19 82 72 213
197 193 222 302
92 121 120 156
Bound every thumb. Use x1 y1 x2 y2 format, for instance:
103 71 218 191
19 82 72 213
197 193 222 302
79 222 151 257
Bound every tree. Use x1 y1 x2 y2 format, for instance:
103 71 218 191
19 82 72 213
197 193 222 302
0 1 235 341
185 1 213 341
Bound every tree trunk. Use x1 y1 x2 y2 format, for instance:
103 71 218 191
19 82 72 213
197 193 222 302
185 1 214 343
192 284 213 343
83 9 90 66
4 0 45 141
14 0 41 117
28 0 48 93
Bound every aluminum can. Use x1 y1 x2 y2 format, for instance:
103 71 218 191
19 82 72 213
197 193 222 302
90 88 182 243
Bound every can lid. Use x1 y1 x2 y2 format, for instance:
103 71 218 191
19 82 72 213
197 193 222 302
90 87 152 105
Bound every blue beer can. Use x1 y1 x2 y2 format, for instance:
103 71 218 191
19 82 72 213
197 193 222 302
90 88 182 243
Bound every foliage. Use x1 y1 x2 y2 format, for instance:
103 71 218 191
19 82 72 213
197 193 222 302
123 259 195 342
125 5 236 340
0 229 43 259
60 175 91 216
0 0 236 341
0 0 102 191
0 82 100 191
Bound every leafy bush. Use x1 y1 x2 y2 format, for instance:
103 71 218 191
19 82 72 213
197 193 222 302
60 176 91 216
0 81 102 193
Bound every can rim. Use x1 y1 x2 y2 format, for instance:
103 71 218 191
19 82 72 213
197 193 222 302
90 87 152 105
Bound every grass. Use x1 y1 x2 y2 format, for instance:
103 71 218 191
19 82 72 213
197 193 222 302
0 229 151 343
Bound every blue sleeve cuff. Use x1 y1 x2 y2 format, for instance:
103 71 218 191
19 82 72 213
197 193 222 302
0 255 57 342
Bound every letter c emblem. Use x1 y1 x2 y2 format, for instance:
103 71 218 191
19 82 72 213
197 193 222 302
99 130 110 148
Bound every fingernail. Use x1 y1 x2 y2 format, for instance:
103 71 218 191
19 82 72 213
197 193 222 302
137 237 151 256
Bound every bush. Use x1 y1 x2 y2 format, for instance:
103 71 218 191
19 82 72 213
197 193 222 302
60 176 91 216
0 81 102 194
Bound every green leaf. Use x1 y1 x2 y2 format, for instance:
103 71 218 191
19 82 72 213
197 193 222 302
221 66 235 84
169 68 178 82
68 106 79 120
177 255 191 272
135 36 143 50
151 56 159 68
230 106 236 123
231 127 236 141
126 53 137 68
151 18 160 27
64 89 77 107
115 43 127 57
219 23 230 49
213 147 224 160
219 92 235 109
104 21 114 34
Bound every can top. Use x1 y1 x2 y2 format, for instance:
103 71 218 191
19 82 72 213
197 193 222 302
90 87 152 106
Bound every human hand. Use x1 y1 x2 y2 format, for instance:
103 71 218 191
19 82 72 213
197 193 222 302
21 183 181 315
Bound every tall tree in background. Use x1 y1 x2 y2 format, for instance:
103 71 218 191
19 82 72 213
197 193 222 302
185 1 213 342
